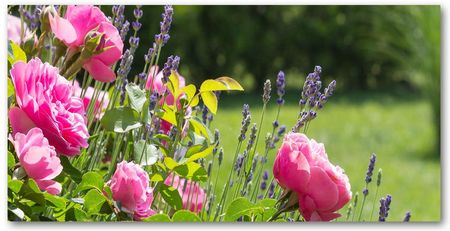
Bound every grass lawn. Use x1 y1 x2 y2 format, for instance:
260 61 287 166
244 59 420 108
208 89 440 222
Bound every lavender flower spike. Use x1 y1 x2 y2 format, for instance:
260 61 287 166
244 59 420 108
262 79 272 104
403 211 411 222
276 71 286 105
365 153 377 184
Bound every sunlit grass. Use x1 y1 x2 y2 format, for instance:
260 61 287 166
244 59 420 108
209 89 440 222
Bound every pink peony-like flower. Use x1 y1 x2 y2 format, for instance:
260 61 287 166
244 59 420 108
9 128 63 195
273 133 352 221
110 161 156 220
164 174 206 213
9 58 89 156
7 15 33 44
73 81 109 120
49 5 123 82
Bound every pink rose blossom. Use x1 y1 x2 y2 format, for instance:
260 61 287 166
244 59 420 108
273 133 352 221
110 161 156 220
9 58 89 156
7 15 33 44
49 5 123 82
164 174 206 213
9 128 63 195
73 81 109 120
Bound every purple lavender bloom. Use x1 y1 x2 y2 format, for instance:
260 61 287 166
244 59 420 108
133 7 143 19
162 55 175 83
119 20 130 41
272 120 279 129
149 92 158 111
403 211 411 222
378 194 392 222
277 125 286 137
362 188 369 196
132 21 142 31
276 71 286 105
218 148 224 166
365 153 377 184
262 171 269 181
201 105 209 124
242 104 250 118
154 5 173 46
262 79 272 104
171 55 180 71
260 181 267 190
268 181 275 198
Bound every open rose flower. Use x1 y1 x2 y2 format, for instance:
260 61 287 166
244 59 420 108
110 161 156 220
164 174 206 213
73 81 109 120
49 5 123 82
273 133 351 221
9 58 89 156
9 128 63 195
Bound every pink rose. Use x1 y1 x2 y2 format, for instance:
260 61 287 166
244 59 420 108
9 58 89 156
273 133 352 221
73 81 109 120
164 174 206 213
49 5 123 82
7 15 33 44
110 161 156 220
9 128 63 195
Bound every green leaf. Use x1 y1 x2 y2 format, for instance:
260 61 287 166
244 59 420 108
83 189 106 214
189 118 211 142
101 106 142 133
167 71 180 99
200 91 218 114
216 76 244 91
18 180 46 205
185 145 214 163
224 197 264 222
8 151 16 170
150 173 164 182
200 79 229 92
125 82 147 112
164 157 178 170
174 162 208 182
160 184 183 210
143 213 172 222
8 78 15 98
8 179 23 194
157 106 177 126
66 207 89 221
133 140 159 166
256 198 277 221
8 41 27 65
185 144 205 158
60 155 82 184
181 84 196 101
74 171 104 195
172 210 202 222
44 193 66 209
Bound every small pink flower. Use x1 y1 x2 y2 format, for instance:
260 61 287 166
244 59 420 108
164 174 206 213
9 58 89 156
73 81 109 120
7 15 33 44
110 161 156 220
10 128 63 195
49 5 123 82
273 133 351 221
145 66 190 135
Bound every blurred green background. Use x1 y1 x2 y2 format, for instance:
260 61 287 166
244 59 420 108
123 5 440 221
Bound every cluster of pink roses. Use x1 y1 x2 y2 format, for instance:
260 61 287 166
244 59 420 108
273 133 352 221
7 5 121 196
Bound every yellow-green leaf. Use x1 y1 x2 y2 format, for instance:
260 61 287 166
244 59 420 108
158 107 177 126
190 94 200 107
168 70 180 99
181 84 196 101
8 41 27 65
200 91 218 114
189 118 210 142
185 145 215 163
200 79 228 92
164 157 178 170
216 76 244 91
